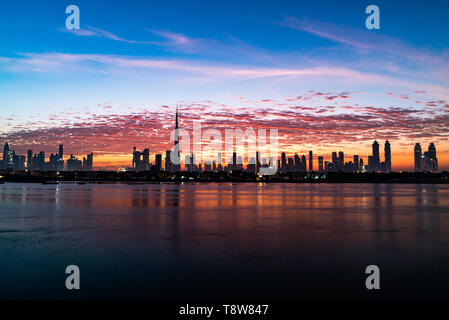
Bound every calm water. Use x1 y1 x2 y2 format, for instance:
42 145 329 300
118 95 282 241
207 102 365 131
1 182 449 300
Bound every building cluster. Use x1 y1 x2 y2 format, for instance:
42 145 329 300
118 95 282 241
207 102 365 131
2 109 441 174
1 142 93 171
414 142 438 172
128 109 440 174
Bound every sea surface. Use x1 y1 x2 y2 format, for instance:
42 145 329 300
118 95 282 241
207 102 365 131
1 182 449 300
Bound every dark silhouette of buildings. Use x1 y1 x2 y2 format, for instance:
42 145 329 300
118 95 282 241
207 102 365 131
66 155 82 171
354 155 359 171
172 107 181 172
132 147 150 171
1 142 92 171
372 140 380 171
414 143 422 172
384 140 391 173
165 150 172 172
155 154 162 171
4 122 444 175
414 142 438 172
318 156 324 173
2 142 13 169
309 151 313 172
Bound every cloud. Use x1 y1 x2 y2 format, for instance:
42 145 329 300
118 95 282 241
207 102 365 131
2 52 448 101
279 16 374 50
145 29 196 48
62 26 138 43
2 100 448 166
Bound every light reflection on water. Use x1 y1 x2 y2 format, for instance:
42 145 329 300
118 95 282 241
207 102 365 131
0 182 449 300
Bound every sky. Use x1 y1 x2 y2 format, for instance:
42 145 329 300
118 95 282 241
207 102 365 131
0 0 448 170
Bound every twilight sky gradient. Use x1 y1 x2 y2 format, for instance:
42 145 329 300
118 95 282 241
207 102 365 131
1 0 448 170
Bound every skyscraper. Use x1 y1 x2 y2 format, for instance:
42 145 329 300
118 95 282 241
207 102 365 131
353 155 359 172
427 143 438 172
27 149 33 169
165 150 172 171
155 154 162 171
85 153 93 171
294 153 300 171
256 151 260 173
59 144 63 160
414 143 422 172
308 151 313 172
384 140 391 173
338 151 344 170
3 142 13 169
331 152 338 171
281 152 286 170
372 140 380 171
172 107 181 171
301 155 307 172
57 144 64 170
132 148 150 171
318 156 324 172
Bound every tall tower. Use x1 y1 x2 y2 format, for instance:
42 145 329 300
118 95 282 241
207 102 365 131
281 152 286 170
414 143 422 172
372 140 380 171
174 107 179 148
59 144 63 160
353 155 359 172
384 140 391 173
172 107 180 171
338 151 344 169
3 142 13 169
27 149 33 169
318 156 324 172
308 151 313 172
428 143 438 172
3 142 8 168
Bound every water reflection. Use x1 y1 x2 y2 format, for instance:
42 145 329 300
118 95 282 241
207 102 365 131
1 182 449 299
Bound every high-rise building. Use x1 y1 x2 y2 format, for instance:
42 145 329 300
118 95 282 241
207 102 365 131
287 157 293 171
38 151 45 170
372 140 380 171
165 150 172 172
67 155 82 171
155 154 162 171
331 152 338 171
82 153 93 171
59 144 63 160
256 151 260 173
13 154 26 170
2 142 13 169
338 151 344 170
309 151 313 172
281 152 286 170
132 147 150 171
414 143 422 172
301 155 307 172
172 107 181 171
353 155 359 172
367 155 373 171
318 156 324 172
27 149 33 169
384 140 391 173
425 143 438 172
294 153 300 171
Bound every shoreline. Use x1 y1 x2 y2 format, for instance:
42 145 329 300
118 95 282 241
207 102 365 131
1 170 448 185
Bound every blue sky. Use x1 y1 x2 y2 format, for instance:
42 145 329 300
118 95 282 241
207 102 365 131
0 0 448 168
